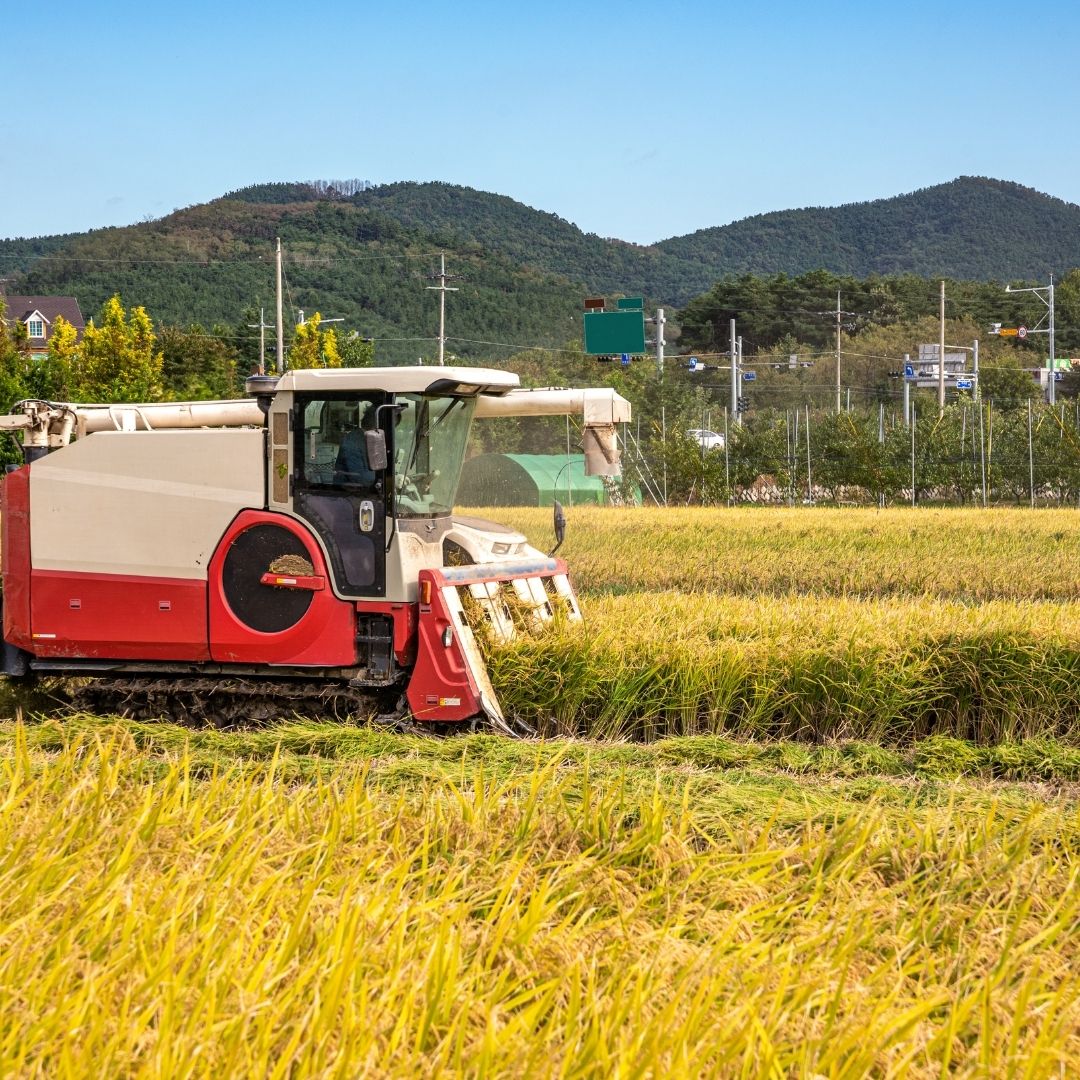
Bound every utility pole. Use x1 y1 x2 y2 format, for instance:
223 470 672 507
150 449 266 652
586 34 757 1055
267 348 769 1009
275 238 284 374
836 289 842 415
833 290 857 414
903 354 911 429
246 307 273 375
973 338 980 401
938 280 946 414
730 318 739 426
426 254 458 366
1050 273 1056 406
1004 277 1056 403
655 307 666 375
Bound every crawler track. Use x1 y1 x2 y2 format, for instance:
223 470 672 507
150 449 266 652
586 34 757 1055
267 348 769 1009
65 675 531 736
69 676 417 731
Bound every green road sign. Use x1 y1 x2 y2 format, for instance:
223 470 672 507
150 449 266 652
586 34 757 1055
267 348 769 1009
616 297 644 310
583 309 646 356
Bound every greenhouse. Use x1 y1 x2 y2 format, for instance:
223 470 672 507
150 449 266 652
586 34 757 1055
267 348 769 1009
457 454 618 507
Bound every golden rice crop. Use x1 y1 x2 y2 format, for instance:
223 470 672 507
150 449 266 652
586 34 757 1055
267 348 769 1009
458 505 1080 741
491 593 1080 742
470 505 1080 602
3 723 1080 1077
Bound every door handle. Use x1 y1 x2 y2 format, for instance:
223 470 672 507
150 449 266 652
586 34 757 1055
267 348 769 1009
260 572 325 591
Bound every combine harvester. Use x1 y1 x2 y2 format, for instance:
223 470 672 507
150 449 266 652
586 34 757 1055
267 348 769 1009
0 368 630 732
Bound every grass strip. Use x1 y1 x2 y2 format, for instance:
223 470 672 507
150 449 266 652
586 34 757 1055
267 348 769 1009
6 715 1080 789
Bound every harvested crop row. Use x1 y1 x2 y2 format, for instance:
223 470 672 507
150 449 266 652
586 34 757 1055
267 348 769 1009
2 727 1079 1077
490 594 1080 742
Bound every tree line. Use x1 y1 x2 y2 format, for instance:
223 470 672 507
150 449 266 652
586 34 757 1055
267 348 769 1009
0 295 373 461
648 402 1080 507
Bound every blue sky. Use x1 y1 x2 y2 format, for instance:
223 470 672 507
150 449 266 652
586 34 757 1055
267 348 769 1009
3 0 1079 244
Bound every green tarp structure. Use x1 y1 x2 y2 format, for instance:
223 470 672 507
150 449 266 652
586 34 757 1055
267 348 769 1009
458 454 611 507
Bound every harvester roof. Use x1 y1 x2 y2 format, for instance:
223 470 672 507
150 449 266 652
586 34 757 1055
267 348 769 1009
277 367 520 396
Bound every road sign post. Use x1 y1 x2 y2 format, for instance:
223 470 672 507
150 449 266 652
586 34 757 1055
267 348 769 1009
583 310 646 356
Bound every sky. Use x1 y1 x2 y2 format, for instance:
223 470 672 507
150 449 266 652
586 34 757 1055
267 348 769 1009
4 0 1080 245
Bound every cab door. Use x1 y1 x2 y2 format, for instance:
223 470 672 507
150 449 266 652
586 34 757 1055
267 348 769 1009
292 394 387 598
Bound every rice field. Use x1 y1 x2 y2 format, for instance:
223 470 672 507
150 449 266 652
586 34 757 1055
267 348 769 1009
3 719 1080 1077
473 505 1080 602
6 506 1080 1076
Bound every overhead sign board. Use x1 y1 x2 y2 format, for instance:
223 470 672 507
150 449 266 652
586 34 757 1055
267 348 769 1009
583 309 646 356
616 297 644 311
583 297 606 310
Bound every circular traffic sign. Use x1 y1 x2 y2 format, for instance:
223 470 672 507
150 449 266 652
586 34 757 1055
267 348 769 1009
1018 325 1028 340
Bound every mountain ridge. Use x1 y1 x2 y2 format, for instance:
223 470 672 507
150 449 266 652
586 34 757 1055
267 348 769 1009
2 176 1078 364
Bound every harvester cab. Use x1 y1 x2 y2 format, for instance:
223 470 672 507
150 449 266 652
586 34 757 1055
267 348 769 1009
0 368 630 731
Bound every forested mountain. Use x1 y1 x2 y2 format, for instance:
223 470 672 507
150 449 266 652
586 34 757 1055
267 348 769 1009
0 195 589 366
252 177 1080 305
1 176 1078 364
657 178 1080 289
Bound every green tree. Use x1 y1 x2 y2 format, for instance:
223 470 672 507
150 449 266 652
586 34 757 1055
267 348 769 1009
34 314 79 401
338 331 375 367
288 313 342 369
978 357 1037 410
159 325 242 400
75 295 163 402
0 299 29 414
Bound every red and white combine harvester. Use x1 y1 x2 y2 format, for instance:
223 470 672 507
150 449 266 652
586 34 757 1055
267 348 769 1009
0 368 629 731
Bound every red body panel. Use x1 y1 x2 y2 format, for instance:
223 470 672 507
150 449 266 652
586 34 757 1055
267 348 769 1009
1 468 32 650
406 568 486 723
208 510 357 666
29 571 209 660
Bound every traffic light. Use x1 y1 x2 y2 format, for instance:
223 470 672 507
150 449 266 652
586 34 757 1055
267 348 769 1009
736 396 749 414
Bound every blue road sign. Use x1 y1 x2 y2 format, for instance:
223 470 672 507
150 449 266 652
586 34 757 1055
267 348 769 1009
620 353 631 366
956 378 973 390
688 356 700 371
904 363 915 379
742 370 757 381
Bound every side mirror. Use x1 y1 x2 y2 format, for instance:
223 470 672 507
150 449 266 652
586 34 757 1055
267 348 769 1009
550 500 566 556
365 429 388 471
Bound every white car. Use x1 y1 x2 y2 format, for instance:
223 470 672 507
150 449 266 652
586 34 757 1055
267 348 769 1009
687 428 724 450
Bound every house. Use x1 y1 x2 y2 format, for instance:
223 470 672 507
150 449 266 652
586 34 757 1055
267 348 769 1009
1 295 85 359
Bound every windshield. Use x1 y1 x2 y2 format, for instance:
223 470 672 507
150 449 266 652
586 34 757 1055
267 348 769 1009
393 392 476 517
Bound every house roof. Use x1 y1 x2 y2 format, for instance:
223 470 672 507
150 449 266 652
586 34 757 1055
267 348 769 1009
1 295 85 331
